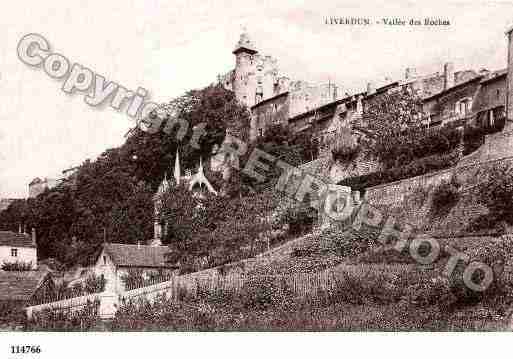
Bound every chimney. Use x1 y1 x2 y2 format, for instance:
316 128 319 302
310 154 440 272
506 25 513 127
405 67 417 80
443 62 454 90
31 228 36 246
366 81 375 95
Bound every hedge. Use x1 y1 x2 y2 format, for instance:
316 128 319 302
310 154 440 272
337 151 460 192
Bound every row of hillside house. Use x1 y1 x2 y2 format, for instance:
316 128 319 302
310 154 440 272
214 30 513 163
0 229 55 307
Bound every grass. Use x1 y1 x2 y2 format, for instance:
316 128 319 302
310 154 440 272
110 293 509 331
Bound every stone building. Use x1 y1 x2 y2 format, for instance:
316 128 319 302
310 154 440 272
28 177 60 198
219 30 340 140
28 166 79 198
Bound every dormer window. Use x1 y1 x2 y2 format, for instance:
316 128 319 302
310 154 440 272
11 248 18 257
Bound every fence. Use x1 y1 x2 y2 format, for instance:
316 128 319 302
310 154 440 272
26 270 342 320
25 262 419 321
26 292 103 320
120 270 344 305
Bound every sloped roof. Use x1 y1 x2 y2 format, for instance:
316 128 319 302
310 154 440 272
0 231 35 248
103 243 175 268
0 270 51 301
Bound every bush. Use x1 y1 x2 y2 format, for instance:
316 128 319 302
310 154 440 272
338 151 460 192
430 176 460 217
0 301 26 328
84 274 106 293
239 276 295 310
280 205 317 235
319 225 381 258
447 235 513 304
374 126 462 169
463 116 505 155
468 162 513 232
26 299 100 331
2 261 33 271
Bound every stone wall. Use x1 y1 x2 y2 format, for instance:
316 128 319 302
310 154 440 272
364 152 513 237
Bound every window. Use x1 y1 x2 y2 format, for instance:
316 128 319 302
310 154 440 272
103 255 107 265
11 248 18 257
258 128 263 137
497 89 500 100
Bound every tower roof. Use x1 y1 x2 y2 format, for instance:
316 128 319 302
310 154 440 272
233 30 257 55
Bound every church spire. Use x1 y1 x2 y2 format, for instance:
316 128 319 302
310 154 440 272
174 149 181 185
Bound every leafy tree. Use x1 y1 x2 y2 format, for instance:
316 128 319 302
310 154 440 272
354 87 425 167
0 85 251 267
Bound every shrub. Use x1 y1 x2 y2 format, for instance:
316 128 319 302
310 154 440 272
338 151 460 192
402 276 457 310
84 274 106 293
280 204 317 235
2 261 33 271
373 126 462 169
468 162 513 232
240 276 295 310
0 301 26 328
463 117 505 155
26 299 100 331
430 176 460 217
319 226 381 258
447 235 513 304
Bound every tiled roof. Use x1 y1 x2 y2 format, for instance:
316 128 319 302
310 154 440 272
103 243 175 268
0 231 35 248
0 270 51 301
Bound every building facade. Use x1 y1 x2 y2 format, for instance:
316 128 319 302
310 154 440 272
93 243 177 293
0 229 38 270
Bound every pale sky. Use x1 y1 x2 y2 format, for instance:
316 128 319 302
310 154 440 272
1 0 513 198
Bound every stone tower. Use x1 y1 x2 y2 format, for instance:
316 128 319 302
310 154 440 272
233 30 258 107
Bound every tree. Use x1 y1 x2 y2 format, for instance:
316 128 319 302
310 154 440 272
0 84 252 267
354 87 425 167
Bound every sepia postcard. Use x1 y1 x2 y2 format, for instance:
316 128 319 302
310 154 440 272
1 0 513 357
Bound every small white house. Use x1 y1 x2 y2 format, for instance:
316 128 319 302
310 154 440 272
93 243 178 293
0 229 37 270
